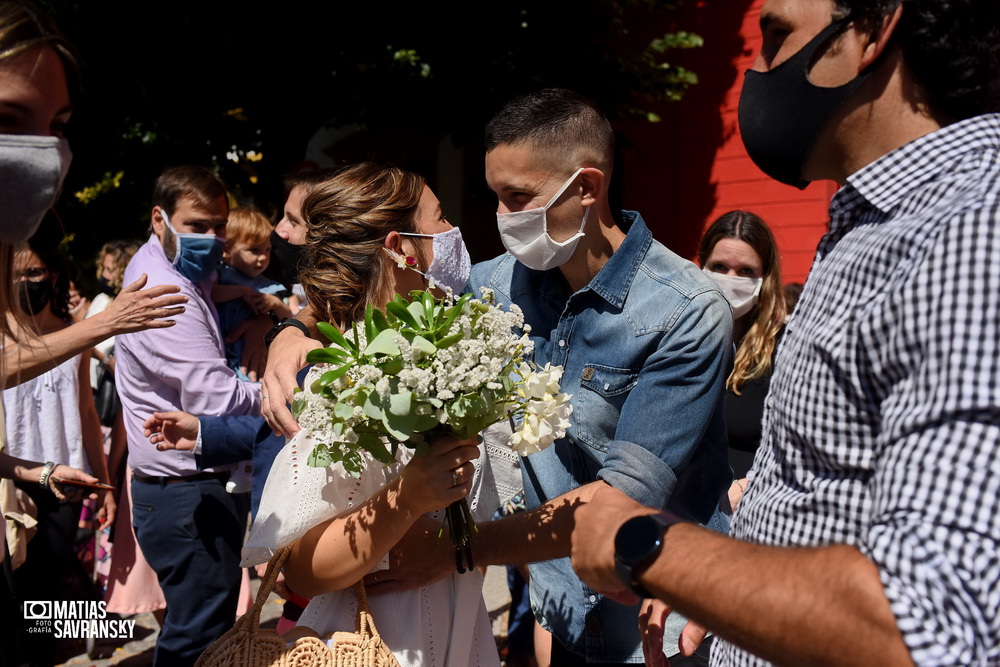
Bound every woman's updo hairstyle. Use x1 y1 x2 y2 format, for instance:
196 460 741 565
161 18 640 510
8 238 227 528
300 162 426 329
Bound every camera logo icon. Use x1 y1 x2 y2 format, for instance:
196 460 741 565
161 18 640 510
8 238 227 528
23 601 52 620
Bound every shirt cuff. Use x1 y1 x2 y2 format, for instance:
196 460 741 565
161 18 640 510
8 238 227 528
597 439 677 509
194 420 203 456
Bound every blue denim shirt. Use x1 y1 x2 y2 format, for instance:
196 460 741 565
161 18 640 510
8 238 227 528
470 211 732 662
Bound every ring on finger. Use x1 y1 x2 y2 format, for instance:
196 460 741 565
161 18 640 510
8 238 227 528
451 469 461 487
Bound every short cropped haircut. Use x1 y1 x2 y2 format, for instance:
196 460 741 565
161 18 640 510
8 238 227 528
485 88 615 172
151 165 228 217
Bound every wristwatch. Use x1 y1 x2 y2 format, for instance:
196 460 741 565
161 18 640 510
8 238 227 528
263 317 310 348
614 512 676 598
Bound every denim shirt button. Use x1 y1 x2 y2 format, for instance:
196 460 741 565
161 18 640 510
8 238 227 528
588 594 597 603
558 339 566 347
581 367 595 381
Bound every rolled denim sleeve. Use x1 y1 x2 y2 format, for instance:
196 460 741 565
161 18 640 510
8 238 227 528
598 288 733 519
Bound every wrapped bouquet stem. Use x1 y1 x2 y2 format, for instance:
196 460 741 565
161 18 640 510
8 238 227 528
293 289 573 572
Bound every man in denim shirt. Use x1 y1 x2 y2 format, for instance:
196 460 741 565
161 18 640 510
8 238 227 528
259 89 733 665
466 88 733 665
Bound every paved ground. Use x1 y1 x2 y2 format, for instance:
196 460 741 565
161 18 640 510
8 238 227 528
54 566 513 666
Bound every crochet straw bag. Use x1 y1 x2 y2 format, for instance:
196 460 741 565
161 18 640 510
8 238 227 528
196 545 400 667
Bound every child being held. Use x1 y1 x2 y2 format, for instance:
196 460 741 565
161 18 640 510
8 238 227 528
213 207 292 382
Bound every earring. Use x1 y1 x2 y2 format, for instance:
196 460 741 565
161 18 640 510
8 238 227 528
383 247 421 271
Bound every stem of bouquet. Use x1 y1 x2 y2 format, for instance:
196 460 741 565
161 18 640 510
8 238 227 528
444 496 477 573
426 425 479 574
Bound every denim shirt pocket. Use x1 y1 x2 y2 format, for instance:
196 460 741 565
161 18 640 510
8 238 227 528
573 363 640 453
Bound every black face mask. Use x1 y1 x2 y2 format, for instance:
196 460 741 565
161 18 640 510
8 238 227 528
269 230 305 288
97 276 117 297
738 15 873 188
19 279 54 315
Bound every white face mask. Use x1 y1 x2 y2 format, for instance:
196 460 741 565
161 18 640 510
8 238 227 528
0 134 72 243
496 167 590 271
703 268 763 319
396 226 472 295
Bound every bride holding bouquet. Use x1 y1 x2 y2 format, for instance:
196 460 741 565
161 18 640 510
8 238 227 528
244 162 513 667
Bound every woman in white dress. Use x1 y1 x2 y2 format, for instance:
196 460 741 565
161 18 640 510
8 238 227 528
245 162 501 667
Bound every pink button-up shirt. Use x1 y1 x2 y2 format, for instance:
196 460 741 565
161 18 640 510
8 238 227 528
116 235 261 477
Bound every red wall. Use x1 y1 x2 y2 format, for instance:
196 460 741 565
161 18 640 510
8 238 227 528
614 0 835 284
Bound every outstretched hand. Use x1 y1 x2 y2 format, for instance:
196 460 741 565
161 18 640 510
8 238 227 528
144 410 200 451
97 274 188 334
261 327 320 437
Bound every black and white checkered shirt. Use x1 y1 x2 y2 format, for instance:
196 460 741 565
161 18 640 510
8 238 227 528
713 114 1000 666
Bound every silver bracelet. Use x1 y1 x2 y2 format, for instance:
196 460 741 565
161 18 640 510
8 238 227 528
38 461 56 489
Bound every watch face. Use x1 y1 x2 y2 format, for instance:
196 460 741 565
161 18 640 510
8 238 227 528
615 514 668 566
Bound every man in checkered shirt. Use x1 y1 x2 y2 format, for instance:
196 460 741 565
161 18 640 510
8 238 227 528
571 0 1000 665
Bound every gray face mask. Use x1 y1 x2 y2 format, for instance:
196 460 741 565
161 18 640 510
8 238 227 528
0 134 72 243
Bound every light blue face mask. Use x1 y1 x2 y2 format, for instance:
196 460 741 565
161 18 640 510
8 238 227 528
161 210 224 284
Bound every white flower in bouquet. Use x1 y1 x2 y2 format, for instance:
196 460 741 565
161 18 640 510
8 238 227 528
510 363 573 455
290 289 574 571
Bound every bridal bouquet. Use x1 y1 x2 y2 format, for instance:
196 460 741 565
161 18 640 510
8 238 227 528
292 288 573 571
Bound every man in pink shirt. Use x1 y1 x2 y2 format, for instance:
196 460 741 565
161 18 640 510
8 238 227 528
116 165 261 667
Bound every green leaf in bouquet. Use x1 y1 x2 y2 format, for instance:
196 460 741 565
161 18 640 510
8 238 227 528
363 303 378 344
383 409 419 441
409 334 437 356
407 300 429 329
421 290 436 324
435 293 471 337
291 397 305 421
388 389 413 416
363 393 385 420
333 402 354 420
371 305 390 332
386 299 419 328
364 328 402 356
316 321 356 354
413 413 440 432
358 431 395 465
448 393 489 422
376 356 405 374
434 331 465 349
310 364 352 393
305 347 349 365
308 444 333 468
337 384 360 402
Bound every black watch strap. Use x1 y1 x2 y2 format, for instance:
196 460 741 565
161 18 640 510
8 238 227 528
614 512 676 599
263 317 310 348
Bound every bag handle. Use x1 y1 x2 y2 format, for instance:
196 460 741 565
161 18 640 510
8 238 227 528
249 545 293 629
353 579 385 640
248 546 386 645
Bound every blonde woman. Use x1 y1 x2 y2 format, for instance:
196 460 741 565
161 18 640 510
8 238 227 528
698 210 787 484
